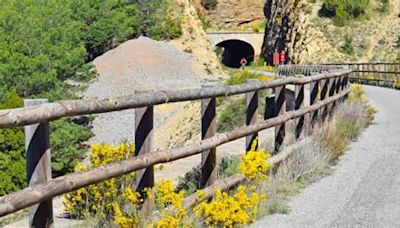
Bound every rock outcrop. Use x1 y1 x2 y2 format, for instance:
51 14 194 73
195 0 265 29
262 0 309 64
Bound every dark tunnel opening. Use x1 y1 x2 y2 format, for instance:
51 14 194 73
216 40 255 68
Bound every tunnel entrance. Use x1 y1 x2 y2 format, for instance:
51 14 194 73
216 40 255 68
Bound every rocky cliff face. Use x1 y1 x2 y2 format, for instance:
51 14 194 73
262 0 309 64
195 0 265 29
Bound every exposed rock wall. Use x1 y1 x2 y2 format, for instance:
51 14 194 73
262 0 308 64
194 0 265 29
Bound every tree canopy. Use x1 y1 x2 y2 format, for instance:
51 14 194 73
0 0 182 196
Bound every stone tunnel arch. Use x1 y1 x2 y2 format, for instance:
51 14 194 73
215 39 255 68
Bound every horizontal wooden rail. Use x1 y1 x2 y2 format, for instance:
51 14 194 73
0 70 351 129
353 70 400 74
325 62 400 66
0 87 350 217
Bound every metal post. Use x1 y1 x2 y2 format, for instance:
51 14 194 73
24 99 53 228
201 86 217 187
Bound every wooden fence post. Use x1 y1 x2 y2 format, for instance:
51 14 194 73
336 76 342 94
274 85 286 154
310 80 319 127
246 79 258 151
329 77 337 114
295 82 304 140
320 78 329 121
135 91 154 193
264 95 276 120
24 99 53 228
201 85 217 187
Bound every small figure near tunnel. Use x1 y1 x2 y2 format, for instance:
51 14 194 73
240 57 248 70
216 39 255 68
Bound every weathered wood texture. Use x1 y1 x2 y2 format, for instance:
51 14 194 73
0 87 350 217
135 91 154 192
201 86 217 187
274 85 286 153
295 83 305 139
309 80 319 126
24 99 53 228
246 79 259 151
0 71 351 129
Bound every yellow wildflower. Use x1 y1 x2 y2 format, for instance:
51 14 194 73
196 190 206 201
122 187 142 204
240 140 271 182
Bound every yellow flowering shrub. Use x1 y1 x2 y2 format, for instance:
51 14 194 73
240 140 272 182
194 186 267 227
153 179 187 228
193 140 270 227
63 140 272 227
64 143 136 221
395 82 400 90
349 84 366 101
365 74 374 81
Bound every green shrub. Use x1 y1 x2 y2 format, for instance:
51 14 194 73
0 90 26 196
196 7 210 30
0 0 182 97
202 0 218 10
50 119 93 177
227 70 262 85
176 165 201 196
340 35 355 55
137 0 182 40
320 0 370 25
67 0 140 61
0 90 93 195
217 97 246 132
0 0 182 195
376 0 390 13
219 155 241 178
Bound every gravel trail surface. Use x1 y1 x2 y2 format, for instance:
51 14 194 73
254 85 400 228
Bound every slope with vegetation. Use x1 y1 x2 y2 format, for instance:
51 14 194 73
0 0 182 196
303 0 400 63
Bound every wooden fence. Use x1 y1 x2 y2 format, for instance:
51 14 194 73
278 63 400 88
0 69 352 227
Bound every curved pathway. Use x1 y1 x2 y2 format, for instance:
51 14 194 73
254 85 400 227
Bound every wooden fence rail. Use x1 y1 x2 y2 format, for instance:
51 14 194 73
278 63 400 88
0 68 352 225
0 72 351 129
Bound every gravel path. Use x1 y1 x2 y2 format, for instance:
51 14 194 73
253 85 400 228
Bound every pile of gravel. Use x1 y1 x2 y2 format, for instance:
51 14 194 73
84 37 202 144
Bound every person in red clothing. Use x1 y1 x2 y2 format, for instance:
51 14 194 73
280 50 286 65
